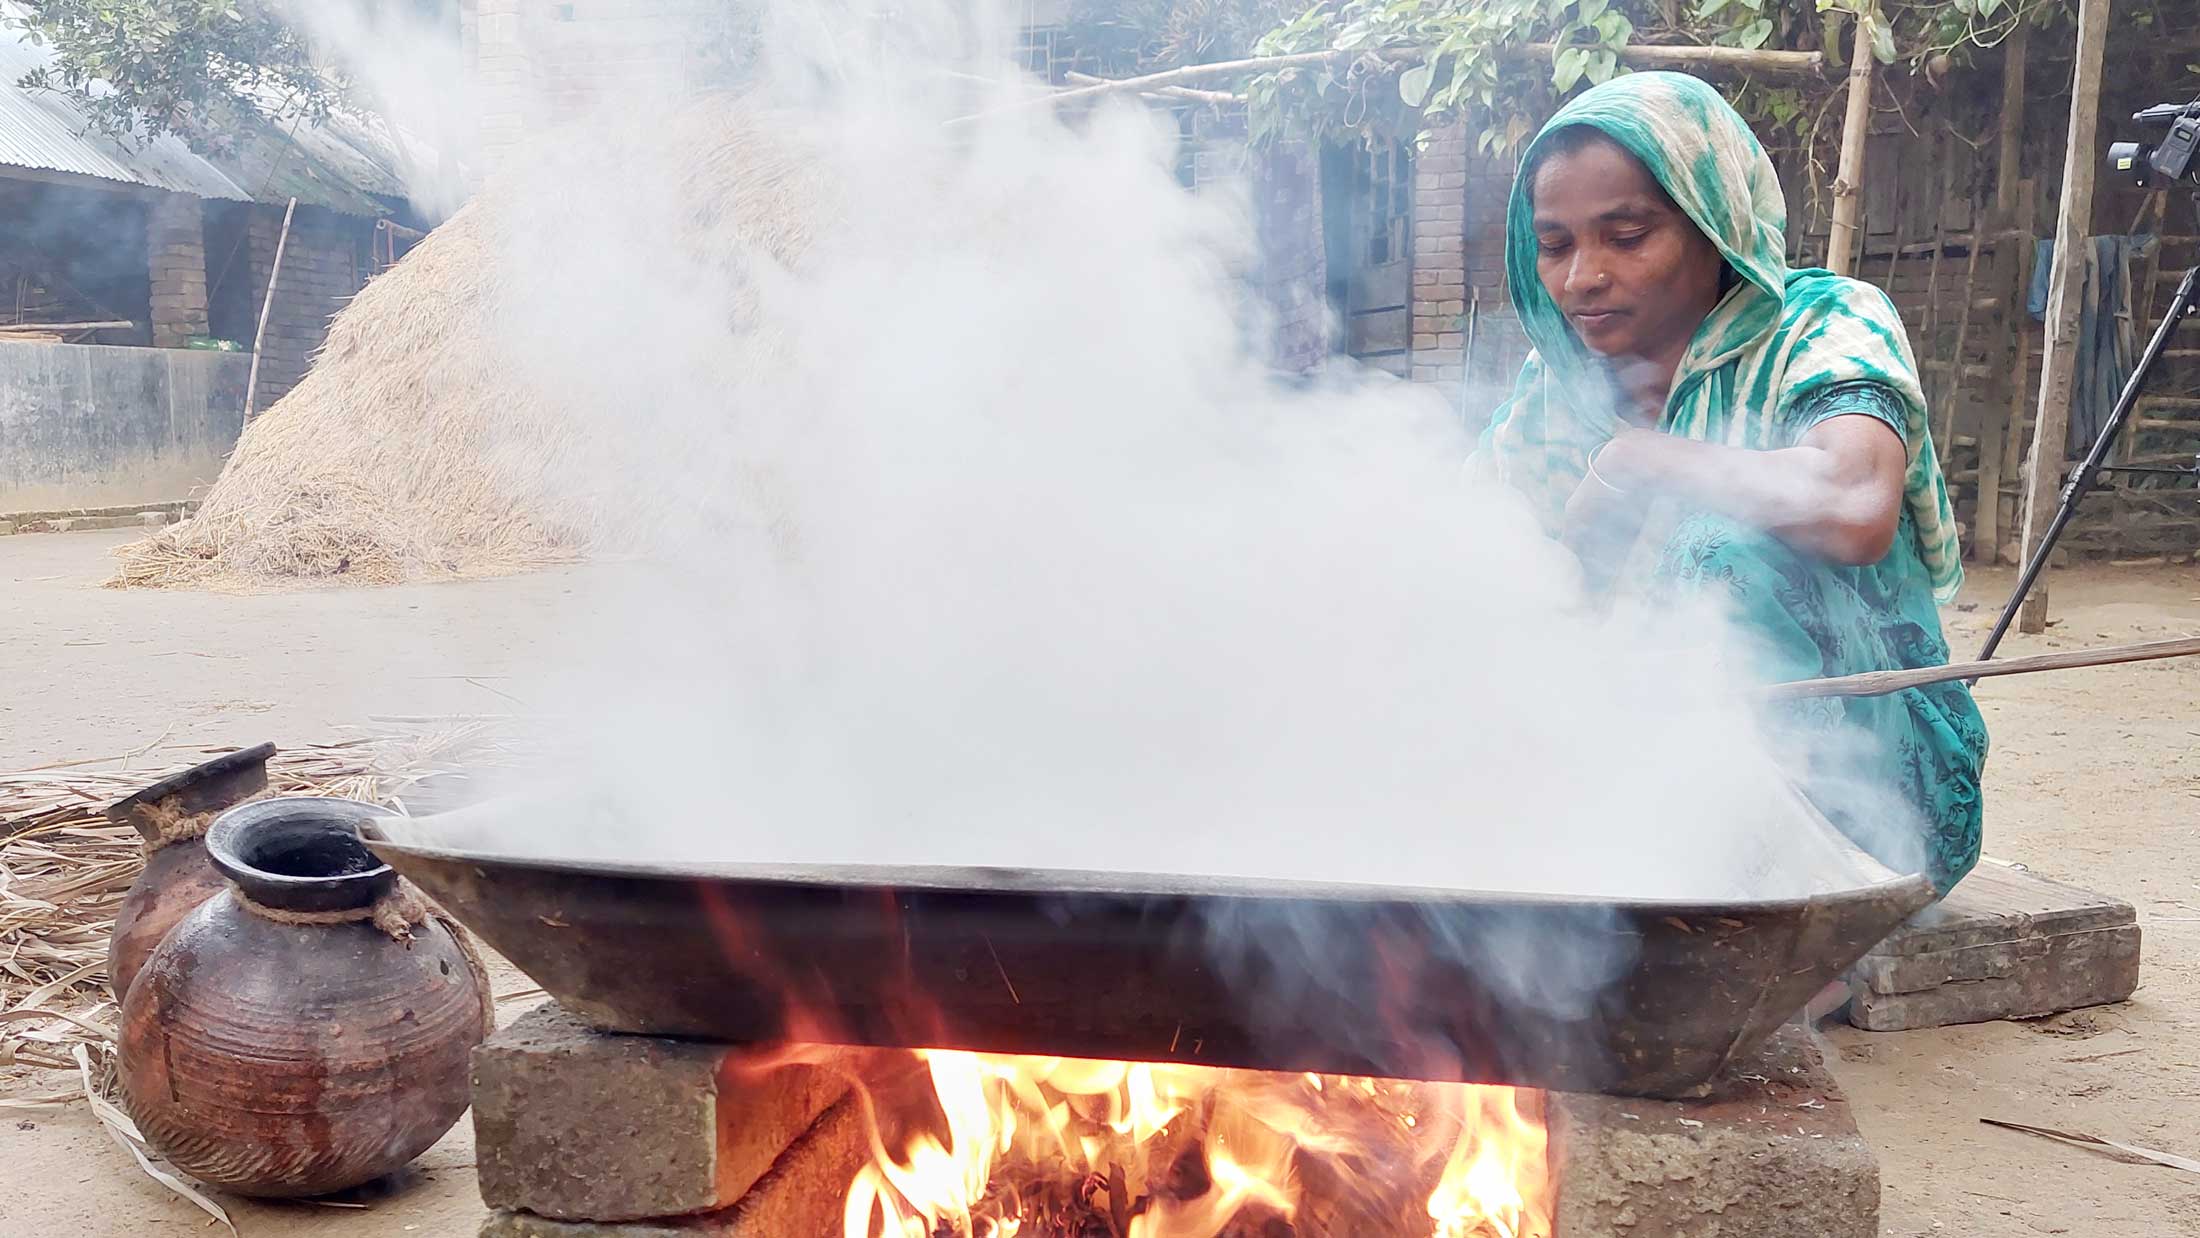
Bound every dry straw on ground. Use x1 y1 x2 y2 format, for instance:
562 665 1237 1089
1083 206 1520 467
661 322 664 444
109 97 836 590
0 725 522 1079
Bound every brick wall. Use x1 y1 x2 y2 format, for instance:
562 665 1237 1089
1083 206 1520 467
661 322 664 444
1253 140 1329 375
1409 124 1467 386
464 0 719 179
1399 125 1533 423
147 193 209 348
245 206 365 412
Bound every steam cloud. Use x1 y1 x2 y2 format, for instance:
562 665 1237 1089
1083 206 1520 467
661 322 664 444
342 1 1923 907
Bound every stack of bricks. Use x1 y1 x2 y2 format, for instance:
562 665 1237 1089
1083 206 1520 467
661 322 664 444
1253 140 1330 376
472 1004 870 1236
246 206 365 413
147 193 209 349
1409 124 1469 385
1407 123 1534 423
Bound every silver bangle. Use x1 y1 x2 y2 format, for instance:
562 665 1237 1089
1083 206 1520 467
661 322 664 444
1586 439 1628 495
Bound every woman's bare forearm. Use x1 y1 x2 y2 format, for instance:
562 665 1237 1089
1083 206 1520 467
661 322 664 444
1594 419 1906 565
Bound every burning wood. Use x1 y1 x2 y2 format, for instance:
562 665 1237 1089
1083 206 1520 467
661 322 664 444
838 1049 1551 1238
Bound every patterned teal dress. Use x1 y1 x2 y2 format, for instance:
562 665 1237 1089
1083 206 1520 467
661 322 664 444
1474 73 1988 893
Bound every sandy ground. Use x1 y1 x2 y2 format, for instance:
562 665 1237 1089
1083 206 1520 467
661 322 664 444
1 530 2196 1236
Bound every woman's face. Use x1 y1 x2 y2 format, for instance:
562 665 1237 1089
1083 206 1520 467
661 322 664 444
1528 133 1727 365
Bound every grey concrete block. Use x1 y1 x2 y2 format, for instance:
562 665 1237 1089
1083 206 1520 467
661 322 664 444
1550 1025 1877 1238
472 1003 853 1223
1846 862 2140 1031
478 1095 865 1238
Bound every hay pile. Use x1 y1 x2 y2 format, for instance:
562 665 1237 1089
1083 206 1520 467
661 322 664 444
111 98 837 589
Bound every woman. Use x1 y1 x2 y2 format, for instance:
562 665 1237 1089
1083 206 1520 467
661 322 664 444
1475 72 1987 895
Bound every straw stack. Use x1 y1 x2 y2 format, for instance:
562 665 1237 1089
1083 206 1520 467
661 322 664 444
110 99 835 590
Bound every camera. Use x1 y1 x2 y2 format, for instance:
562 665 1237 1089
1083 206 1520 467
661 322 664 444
2108 101 2200 186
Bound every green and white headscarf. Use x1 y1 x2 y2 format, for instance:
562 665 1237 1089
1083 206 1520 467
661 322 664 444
1476 72 1964 602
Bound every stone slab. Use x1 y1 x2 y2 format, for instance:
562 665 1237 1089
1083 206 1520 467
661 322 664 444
1845 861 2140 1031
473 1002 853 1222
478 1095 865 1238
1550 1025 1877 1238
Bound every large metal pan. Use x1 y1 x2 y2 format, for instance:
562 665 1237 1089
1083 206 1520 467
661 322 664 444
364 793 1930 1099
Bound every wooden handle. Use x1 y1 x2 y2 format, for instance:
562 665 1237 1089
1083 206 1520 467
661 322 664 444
1763 635 2200 701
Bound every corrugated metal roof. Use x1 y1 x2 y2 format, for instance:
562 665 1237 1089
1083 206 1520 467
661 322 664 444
0 20 251 200
210 96 408 217
0 8 409 216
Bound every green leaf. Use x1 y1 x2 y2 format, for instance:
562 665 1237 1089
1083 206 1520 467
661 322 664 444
1398 63 1434 107
1589 49 1617 83
1553 45 1587 91
1740 17 1773 49
1696 0 1732 17
1579 0 1609 23
1593 12 1633 43
1869 16 1896 64
1978 0 2003 12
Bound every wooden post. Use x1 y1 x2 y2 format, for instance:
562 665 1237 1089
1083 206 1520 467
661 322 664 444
1825 19 1877 276
244 197 299 420
2015 0 2111 633
1981 179 2039 565
1973 25 2029 565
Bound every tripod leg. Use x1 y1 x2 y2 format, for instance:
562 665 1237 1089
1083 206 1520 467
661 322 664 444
1979 266 2200 661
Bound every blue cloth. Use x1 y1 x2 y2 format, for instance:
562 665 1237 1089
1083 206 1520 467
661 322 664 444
1629 381 1987 894
2029 235 2158 454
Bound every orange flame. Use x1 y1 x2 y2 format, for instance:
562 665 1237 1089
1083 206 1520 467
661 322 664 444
841 1049 1551 1238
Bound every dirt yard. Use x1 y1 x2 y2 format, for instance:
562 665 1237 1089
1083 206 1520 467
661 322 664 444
2 531 2195 1236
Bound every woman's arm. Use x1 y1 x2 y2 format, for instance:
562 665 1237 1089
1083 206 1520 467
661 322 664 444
1573 413 1909 565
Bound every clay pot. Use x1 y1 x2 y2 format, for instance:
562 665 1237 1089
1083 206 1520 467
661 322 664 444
106 743 277 1002
118 796 493 1198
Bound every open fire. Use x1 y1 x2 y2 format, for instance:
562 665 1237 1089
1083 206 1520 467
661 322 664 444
838 1047 1551 1238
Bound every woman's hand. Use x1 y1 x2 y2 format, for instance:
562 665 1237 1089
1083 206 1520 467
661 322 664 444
1561 430 1656 580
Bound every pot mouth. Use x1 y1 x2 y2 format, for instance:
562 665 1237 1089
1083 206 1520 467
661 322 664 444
206 796 401 913
105 742 277 840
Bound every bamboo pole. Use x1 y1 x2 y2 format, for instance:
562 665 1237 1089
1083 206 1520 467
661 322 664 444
2015 0 2113 634
1916 146 1948 412
1824 20 1877 276
977 42 1824 117
243 197 298 421
1765 635 2200 701
1974 25 2030 564
1934 194 1986 455
1062 70 1240 107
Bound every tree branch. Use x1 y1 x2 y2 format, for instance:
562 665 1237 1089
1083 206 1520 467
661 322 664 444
1062 71 1243 108
985 41 1825 117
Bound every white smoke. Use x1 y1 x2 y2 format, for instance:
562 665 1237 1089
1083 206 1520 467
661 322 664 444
346 1 1919 906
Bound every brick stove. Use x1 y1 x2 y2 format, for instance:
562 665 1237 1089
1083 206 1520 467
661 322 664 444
465 1003 1877 1238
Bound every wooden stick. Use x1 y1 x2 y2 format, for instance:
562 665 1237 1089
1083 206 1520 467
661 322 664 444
0 320 135 333
2016 0 2112 633
1916 151 1947 414
1824 20 1876 276
1934 194 1986 455
1762 636 2200 701
243 197 298 420
1063 71 1240 107
977 41 1824 116
1974 17 2030 565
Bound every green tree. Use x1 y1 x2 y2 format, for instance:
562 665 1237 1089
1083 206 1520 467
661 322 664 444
7 1 458 148
1238 0 2067 155
9 1 337 144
